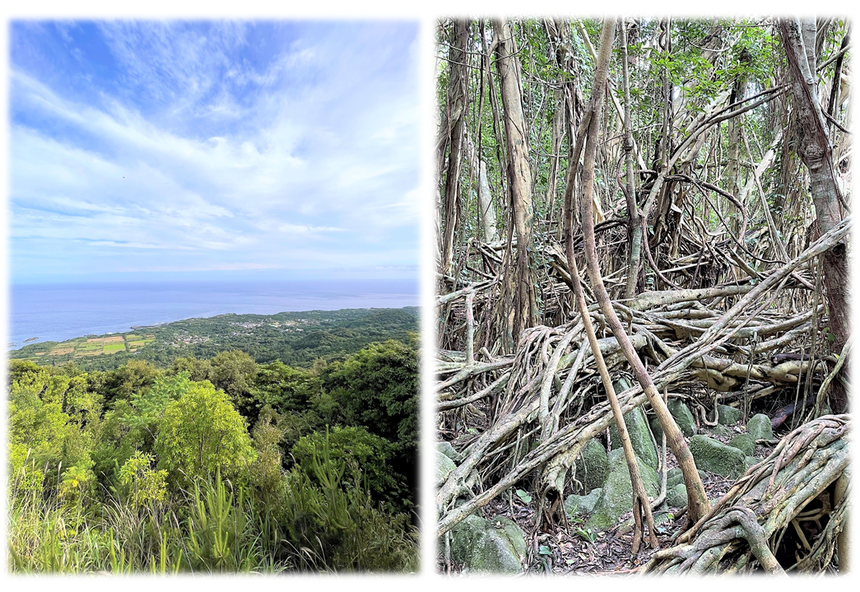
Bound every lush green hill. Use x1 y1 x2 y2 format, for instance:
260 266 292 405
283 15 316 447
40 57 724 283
10 306 419 371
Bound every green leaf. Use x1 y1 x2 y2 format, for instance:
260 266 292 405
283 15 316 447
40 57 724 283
539 545 552 555
515 488 532 504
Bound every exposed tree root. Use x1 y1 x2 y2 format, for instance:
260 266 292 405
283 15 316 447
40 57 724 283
642 415 849 574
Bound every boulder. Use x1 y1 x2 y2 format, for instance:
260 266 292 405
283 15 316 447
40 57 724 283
450 513 526 573
609 407 658 470
564 488 602 519
585 449 660 531
666 467 708 489
666 483 688 508
438 441 462 462
728 433 756 457
689 435 747 479
437 450 457 484
573 438 609 494
667 399 697 437
717 404 742 425
747 413 773 441
710 423 734 439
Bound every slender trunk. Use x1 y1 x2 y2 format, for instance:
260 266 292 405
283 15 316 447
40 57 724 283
568 230 657 554
462 129 498 242
494 19 537 339
565 18 711 525
440 20 470 275
620 20 642 300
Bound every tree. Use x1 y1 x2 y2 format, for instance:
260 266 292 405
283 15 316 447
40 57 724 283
154 381 256 487
778 18 850 413
208 350 260 418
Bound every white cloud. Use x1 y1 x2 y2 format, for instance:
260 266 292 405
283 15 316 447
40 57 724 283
10 21 420 282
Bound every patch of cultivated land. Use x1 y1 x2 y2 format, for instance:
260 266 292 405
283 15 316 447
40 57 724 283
104 343 126 353
49 347 76 356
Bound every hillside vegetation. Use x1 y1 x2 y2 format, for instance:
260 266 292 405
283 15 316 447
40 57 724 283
8 312 419 573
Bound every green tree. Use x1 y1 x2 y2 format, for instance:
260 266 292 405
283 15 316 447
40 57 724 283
102 360 160 407
154 381 256 487
325 340 418 446
208 350 259 420
291 426 405 514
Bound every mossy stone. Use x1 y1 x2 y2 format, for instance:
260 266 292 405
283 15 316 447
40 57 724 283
438 441 462 461
609 407 658 470
666 483 688 507
564 488 602 519
729 433 756 456
667 399 697 437
437 450 457 484
747 414 773 441
666 467 708 489
689 435 746 479
573 438 609 494
717 404 742 425
449 513 526 573
584 449 659 532
710 423 734 438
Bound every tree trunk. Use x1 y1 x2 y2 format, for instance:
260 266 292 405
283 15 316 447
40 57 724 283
566 18 711 525
778 18 850 413
620 20 643 300
440 20 470 275
462 129 498 242
494 18 537 339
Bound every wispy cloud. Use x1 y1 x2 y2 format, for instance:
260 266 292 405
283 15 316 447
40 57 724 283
10 20 420 283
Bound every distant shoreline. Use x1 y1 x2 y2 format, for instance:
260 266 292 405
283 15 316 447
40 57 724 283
9 279 419 350
9 305 419 353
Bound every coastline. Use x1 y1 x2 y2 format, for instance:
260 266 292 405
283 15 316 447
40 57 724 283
9 279 419 349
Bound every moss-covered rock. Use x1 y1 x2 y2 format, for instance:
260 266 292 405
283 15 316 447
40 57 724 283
450 513 526 573
728 433 756 456
564 488 602 519
573 438 609 494
667 399 697 437
747 413 773 441
584 449 659 532
717 404 742 425
666 467 708 489
710 423 734 438
689 435 746 478
437 450 456 484
609 407 658 470
438 441 462 461
666 483 688 508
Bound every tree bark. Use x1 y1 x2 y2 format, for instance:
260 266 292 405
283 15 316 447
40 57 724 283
494 19 537 339
779 18 850 413
620 20 643 300
440 20 470 275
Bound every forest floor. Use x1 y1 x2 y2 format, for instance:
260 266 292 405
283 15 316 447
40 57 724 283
438 418 780 575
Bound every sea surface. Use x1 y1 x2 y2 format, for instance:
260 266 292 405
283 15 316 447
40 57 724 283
8 279 419 349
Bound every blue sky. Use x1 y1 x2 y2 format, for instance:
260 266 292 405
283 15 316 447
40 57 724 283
9 20 420 284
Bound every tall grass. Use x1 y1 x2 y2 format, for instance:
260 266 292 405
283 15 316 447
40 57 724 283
8 447 418 573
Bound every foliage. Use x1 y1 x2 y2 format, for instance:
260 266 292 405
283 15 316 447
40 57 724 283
118 451 168 509
154 381 257 487
291 426 405 514
7 317 419 574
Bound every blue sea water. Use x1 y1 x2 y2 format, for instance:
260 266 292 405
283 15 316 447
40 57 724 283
8 279 419 349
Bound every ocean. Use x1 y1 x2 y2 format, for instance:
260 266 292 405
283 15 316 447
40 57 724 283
7 279 419 349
